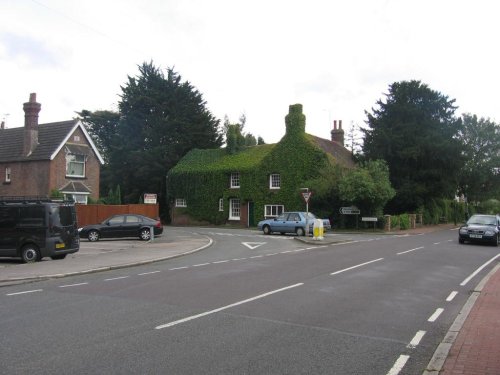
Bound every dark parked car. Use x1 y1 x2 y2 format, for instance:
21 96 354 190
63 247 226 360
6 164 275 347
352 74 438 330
258 211 331 236
459 214 500 246
78 214 163 241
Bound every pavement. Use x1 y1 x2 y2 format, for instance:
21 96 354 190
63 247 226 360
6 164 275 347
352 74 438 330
1 224 499 375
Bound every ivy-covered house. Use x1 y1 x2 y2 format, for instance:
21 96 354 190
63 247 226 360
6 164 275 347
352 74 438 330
167 104 355 226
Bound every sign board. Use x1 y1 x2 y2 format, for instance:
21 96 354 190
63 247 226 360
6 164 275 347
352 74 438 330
362 217 378 222
301 191 312 203
340 206 360 215
144 193 157 204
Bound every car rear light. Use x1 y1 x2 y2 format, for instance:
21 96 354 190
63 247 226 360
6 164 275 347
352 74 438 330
155 221 162 228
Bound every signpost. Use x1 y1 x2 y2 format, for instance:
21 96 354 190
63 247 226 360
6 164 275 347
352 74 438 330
362 216 378 231
339 206 360 215
300 188 312 236
144 193 157 204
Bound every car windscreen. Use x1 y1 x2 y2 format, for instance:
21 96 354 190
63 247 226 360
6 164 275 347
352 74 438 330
467 216 496 225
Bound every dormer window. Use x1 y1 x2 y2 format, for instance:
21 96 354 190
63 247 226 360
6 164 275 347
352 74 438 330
230 172 240 188
269 173 281 189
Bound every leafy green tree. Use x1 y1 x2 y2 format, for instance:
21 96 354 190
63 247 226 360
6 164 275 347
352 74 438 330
86 61 223 212
456 114 500 203
362 80 463 213
338 160 395 216
223 114 264 152
77 110 120 162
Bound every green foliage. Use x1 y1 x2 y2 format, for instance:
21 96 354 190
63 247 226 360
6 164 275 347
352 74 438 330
49 189 64 199
476 199 500 215
398 213 410 230
101 185 122 204
168 105 336 224
82 61 223 218
456 114 500 203
337 160 395 217
363 80 463 213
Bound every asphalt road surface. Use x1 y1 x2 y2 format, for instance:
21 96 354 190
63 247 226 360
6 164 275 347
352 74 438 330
1 227 498 374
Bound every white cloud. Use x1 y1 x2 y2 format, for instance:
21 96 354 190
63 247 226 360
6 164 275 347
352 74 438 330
1 0 498 143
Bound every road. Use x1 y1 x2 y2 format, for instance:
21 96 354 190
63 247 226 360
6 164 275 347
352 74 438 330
1 227 498 374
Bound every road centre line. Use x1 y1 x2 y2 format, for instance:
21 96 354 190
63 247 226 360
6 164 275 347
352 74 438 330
407 330 426 349
169 266 189 270
446 291 458 302
386 354 410 375
250 255 263 258
59 282 89 288
138 271 161 276
330 258 384 276
7 289 43 296
155 283 304 330
460 254 500 286
397 246 424 255
428 308 444 322
212 260 230 264
104 276 129 281
193 263 210 267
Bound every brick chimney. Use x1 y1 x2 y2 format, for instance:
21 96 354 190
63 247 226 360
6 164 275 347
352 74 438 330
23 93 41 156
331 119 344 145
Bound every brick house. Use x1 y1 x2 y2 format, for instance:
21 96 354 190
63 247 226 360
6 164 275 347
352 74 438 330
167 104 355 227
0 93 104 203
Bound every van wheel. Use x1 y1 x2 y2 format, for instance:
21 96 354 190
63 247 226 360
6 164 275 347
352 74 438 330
21 245 41 263
140 228 151 241
88 230 100 242
51 254 67 260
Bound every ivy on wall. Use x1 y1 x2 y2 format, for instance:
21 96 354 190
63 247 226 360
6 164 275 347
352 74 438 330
167 104 349 224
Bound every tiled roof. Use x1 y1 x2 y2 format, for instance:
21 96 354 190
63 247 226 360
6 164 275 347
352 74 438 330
310 135 356 168
59 181 92 193
0 120 78 162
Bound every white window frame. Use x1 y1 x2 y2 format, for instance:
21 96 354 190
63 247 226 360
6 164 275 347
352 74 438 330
5 167 11 182
264 204 284 218
175 198 187 207
63 193 88 204
269 173 281 189
219 198 224 212
229 198 241 220
230 172 240 188
66 153 86 178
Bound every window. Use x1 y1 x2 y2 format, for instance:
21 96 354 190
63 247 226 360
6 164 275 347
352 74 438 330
269 173 281 189
265 204 284 218
230 172 240 188
175 198 187 207
219 198 224 212
66 154 86 177
126 215 141 223
5 167 11 182
229 198 241 220
63 193 88 204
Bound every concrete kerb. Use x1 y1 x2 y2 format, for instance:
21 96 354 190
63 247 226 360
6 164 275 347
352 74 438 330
422 262 500 375
0 236 213 287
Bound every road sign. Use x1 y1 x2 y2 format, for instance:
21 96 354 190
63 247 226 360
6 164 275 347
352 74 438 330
361 217 378 222
339 206 360 215
301 191 312 203
144 193 157 204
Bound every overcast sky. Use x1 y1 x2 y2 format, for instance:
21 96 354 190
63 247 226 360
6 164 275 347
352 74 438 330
1 0 498 144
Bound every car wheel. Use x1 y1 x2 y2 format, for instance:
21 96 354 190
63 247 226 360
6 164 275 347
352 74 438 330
140 228 151 241
459 238 465 244
21 245 41 263
88 230 100 242
263 225 271 235
51 254 67 260
296 227 305 236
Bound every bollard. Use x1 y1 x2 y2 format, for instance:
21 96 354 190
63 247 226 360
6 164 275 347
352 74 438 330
313 219 324 240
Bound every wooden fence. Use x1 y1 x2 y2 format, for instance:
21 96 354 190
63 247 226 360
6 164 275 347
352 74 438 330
76 204 160 227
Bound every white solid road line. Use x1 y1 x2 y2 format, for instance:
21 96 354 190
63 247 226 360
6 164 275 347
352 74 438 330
59 282 89 288
330 258 384 276
460 254 500 286
7 289 43 296
155 283 304 330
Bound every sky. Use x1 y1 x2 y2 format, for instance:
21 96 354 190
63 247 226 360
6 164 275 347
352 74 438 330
1 0 499 145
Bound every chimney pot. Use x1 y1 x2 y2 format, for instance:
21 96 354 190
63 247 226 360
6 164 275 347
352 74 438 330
23 93 42 156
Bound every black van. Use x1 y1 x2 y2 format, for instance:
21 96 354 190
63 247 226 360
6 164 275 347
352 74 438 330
0 196 80 263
